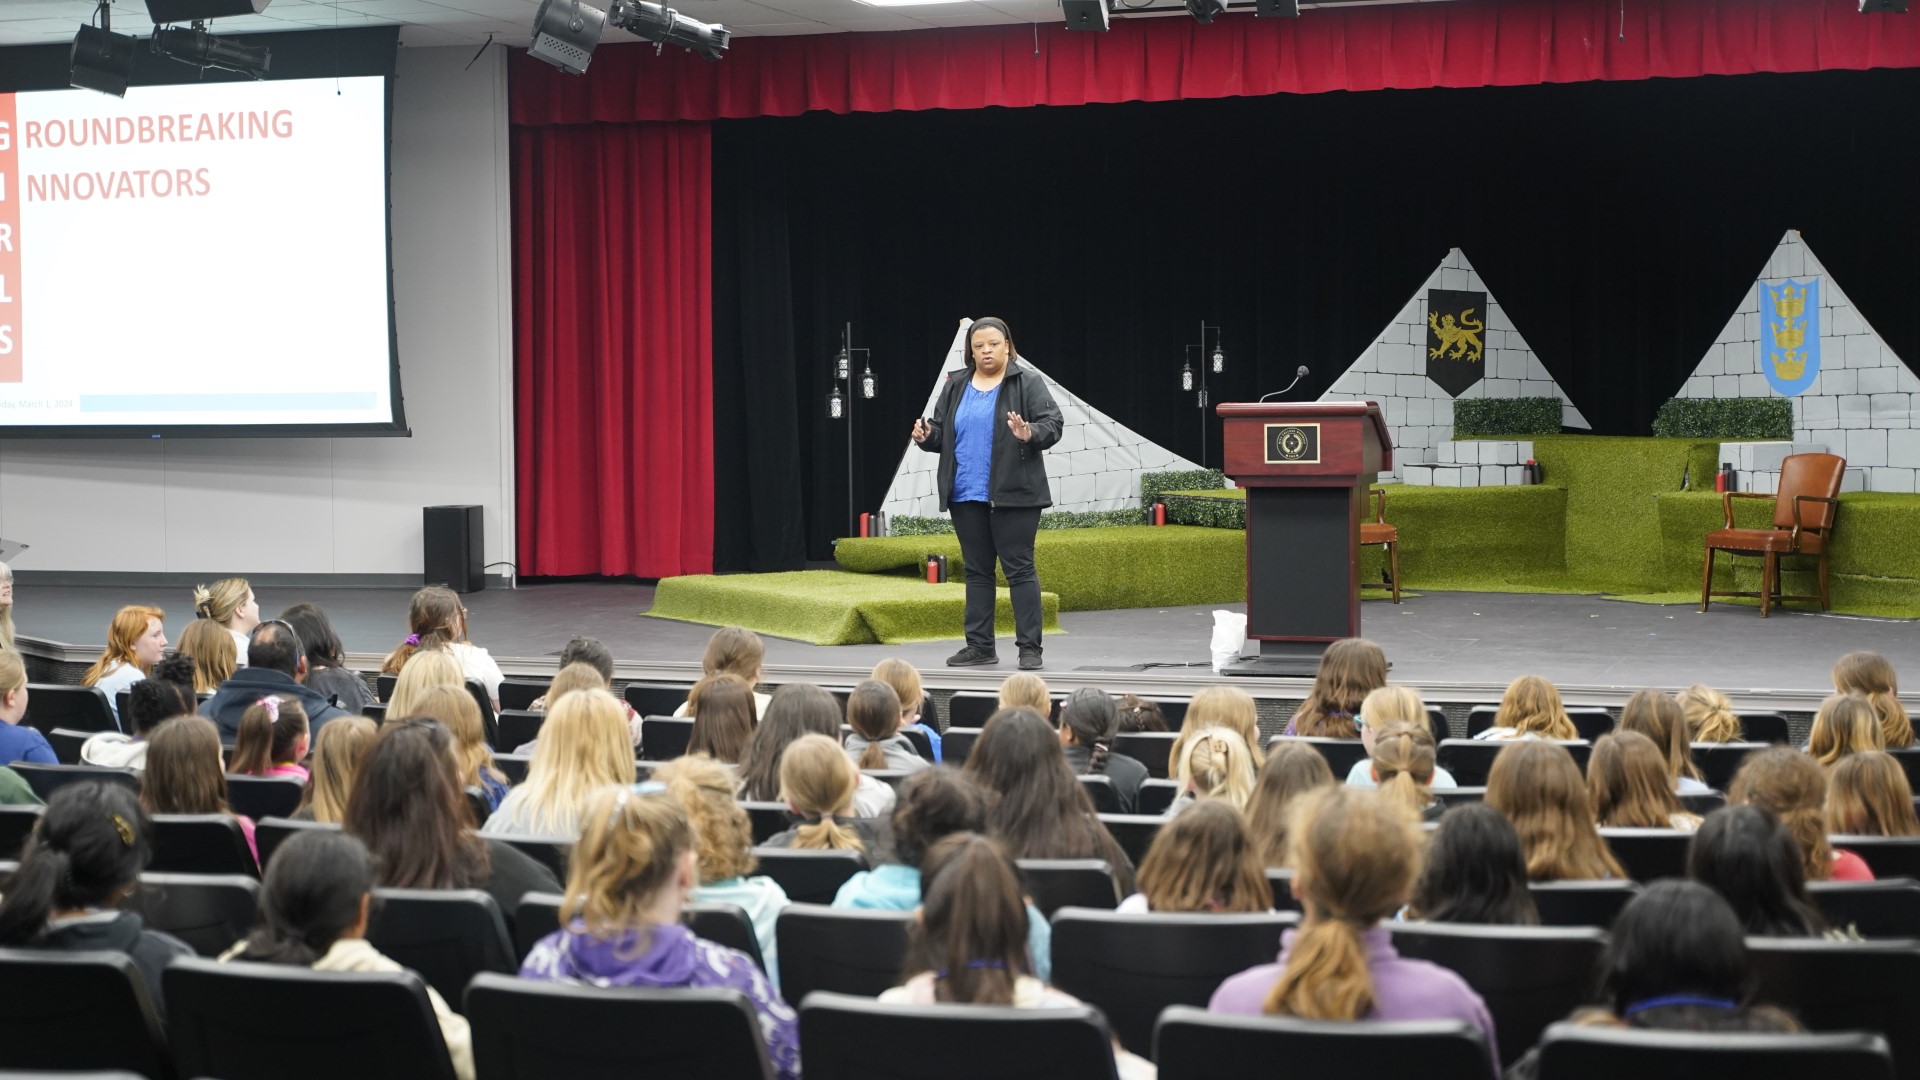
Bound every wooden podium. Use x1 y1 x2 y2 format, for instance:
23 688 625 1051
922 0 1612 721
1216 401 1393 676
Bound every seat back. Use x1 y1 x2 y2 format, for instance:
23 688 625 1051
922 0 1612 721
1267 736 1367 779
641 716 695 761
742 801 794 845
1388 922 1608 1068
1746 938 1920 1080
1076 774 1120 814
1115 732 1179 780
0 947 168 1078
1434 787 1489 808
512 892 564 963
255 817 340 869
376 672 398 701
946 691 1001 730
1426 706 1453 742
365 888 515 1013
1154 1006 1492 1080
776 904 911 1004
46 727 91 765
1528 880 1641 928
494 753 531 785
1438 739 1592 787
22 684 117 735
1680 791 1728 815
1694 742 1770 791
1466 705 1500 737
1738 712 1792 744
1835 837 1920 881
463 678 499 747
1050 908 1299 1057
1567 708 1615 742
496 709 544 752
150 813 258 876
942 727 983 767
1098 814 1164 866
0 803 41 859
494 834 572 883
1809 880 1920 939
1889 749 1920 793
11 762 140 802
685 900 768 971
1263 869 1304 913
362 702 386 723
497 679 549 712
751 848 866 905
1598 828 1692 883
1536 1022 1892 1080
801 989 1117 1080
623 681 691 719
1017 858 1120 918
466 972 775 1080
128 872 261 957
225 775 305 821
1137 779 1180 815
165 954 458 1080
1775 453 1845 530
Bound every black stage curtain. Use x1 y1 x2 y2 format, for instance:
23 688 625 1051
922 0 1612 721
712 68 1920 568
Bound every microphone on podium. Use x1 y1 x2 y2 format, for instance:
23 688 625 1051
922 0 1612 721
1259 366 1311 402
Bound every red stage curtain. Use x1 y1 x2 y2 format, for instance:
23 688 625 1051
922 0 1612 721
512 122 714 578
509 0 1920 124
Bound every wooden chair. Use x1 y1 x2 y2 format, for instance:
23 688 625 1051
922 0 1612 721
1701 452 1843 617
1362 487 1401 604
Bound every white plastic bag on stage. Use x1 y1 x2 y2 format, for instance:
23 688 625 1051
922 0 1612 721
1210 610 1247 672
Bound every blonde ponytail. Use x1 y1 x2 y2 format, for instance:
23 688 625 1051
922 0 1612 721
781 734 865 852
1263 917 1376 1020
1176 726 1257 811
1834 651 1912 750
1370 725 1435 820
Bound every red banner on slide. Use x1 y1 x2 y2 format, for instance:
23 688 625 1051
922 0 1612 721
0 93 20 382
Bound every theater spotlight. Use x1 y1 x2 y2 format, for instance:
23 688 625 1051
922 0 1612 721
1185 0 1227 23
150 23 271 78
1254 0 1298 16
1859 0 1907 11
71 5 138 98
528 0 731 75
1061 0 1110 31
146 0 270 20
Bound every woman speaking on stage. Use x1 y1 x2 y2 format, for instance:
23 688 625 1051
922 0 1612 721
912 317 1062 671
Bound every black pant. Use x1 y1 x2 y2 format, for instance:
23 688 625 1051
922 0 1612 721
949 501 1043 653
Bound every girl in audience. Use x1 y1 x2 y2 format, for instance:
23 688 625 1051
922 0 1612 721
1345 686 1457 789
761 734 891 855
1365 723 1444 822
1620 689 1709 794
657 753 790 984
141 715 258 863
1730 747 1874 882
1057 688 1149 814
1834 650 1913 749
521 661 640 752
872 658 941 762
673 626 771 719
1172 725 1259 813
222 830 474 1080
82 604 168 723
998 672 1050 713
175 618 238 695
1115 694 1168 733
1245 741 1335 868
1687 805 1829 937
0 782 194 1013
1826 751 1920 837
1474 674 1576 741
1119 799 1269 913
193 578 260 662
344 720 561 920
1284 637 1387 738
484 688 635 837
685 673 758 765
387 648 467 718
293 714 377 823
1405 803 1539 924
1486 739 1624 881
1208 786 1496 1051
519 783 798 1080
1171 685 1266 775
381 586 505 711
1677 684 1743 744
409 684 510 811
0 561 14 652
83 665 197 770
882 832 1152 1080
228 695 311 780
278 602 378 715
0 650 52 766
1807 692 1884 769
846 678 929 775
1588 731 1702 831
737 683 894 817
965 707 1136 892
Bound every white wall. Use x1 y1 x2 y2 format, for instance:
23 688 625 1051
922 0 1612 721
0 45 515 576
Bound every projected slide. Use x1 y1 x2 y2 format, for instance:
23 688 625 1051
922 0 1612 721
0 75 396 432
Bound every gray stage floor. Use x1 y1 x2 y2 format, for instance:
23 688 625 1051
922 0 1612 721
13 580 1910 708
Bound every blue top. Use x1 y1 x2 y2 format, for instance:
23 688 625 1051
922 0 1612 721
0 722 56 767
950 381 998 504
832 862 1052 981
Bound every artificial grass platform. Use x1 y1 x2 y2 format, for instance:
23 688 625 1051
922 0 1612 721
647 571 1061 646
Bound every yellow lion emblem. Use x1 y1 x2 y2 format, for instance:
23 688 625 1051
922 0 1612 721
1428 309 1484 363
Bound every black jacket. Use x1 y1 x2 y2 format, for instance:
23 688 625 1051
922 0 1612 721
915 360 1063 512
1064 745 1151 815
40 911 195 1019
201 667 352 743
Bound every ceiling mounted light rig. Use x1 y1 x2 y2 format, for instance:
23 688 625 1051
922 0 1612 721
529 0 732 75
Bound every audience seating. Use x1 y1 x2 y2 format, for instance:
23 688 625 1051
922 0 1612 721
467 973 776 1080
255 817 340 868
366 887 516 1014
945 691 1002 730
1527 880 1641 928
469 676 500 745
634 760 660 781
1889 749 1920 792
1050 908 1298 1057
224 775 305 821
1598 828 1692 883
839 723 936 763
623 681 691 719
742 801 794 845
942 726 982 766
1679 791 1727 815
462 786 490 828
127 872 261 957
115 690 134 727
362 702 386 723
22 684 117 736
1264 869 1304 913
776 904 912 1004
1831 837 1920 881
494 753 530 785
1388 922 1607 1068
1268 736 1369 781
1116 732 1179 780
1465 706 1500 737
801 990 1118 1080
495 709 543 752
641 716 695 761
1098 814 1164 866
0 804 40 859
861 769 910 790
11 762 140 801
686 901 768 971
1434 787 1488 808
149 813 258 876
1437 740 1590 787
752 848 867 905
497 679 549 712
0 948 169 1078
1075 774 1120 814
493 835 571 883
1566 707 1616 742
165 955 460 1080
1737 712 1792 744
1425 706 1452 743
1747 938 1920 1080
1017 859 1121 918
1694 742 1769 792
1536 1023 1893 1080
46 727 90 765
1808 880 1920 939
377 672 397 701
513 892 564 963
1137 778 1180 816
1154 1007 1494 1080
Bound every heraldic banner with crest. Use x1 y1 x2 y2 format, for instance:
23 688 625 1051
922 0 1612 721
1426 289 1486 398
1760 278 1821 397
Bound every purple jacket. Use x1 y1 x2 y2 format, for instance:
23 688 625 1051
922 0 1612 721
1209 926 1498 1065
520 921 799 1080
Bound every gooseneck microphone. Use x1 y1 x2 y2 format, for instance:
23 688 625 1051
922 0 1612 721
1260 366 1311 402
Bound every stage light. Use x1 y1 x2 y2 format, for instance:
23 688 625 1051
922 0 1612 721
1859 0 1907 11
146 0 269 20
1255 0 1298 15
1181 362 1194 392
528 0 731 75
827 386 845 420
1185 0 1227 23
1062 0 1110 31
150 24 271 78
71 8 137 98
1211 345 1225 374
614 0 731 60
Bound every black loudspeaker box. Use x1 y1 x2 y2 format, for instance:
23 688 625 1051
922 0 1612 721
424 505 485 594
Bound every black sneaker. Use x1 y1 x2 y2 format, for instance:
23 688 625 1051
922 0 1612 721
1019 648 1043 671
947 645 999 667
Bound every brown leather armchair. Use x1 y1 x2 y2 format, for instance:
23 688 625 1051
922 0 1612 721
1700 452 1843 617
1362 487 1400 604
